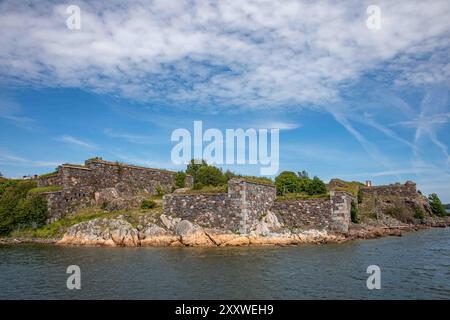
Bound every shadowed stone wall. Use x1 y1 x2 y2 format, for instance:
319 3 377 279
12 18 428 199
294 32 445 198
271 191 353 233
163 179 276 233
39 158 192 222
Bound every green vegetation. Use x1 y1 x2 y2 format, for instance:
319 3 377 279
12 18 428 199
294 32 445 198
141 199 157 209
275 170 327 196
275 192 329 202
0 179 48 235
38 171 58 179
28 185 62 194
428 193 446 217
155 186 164 197
350 200 360 223
174 171 186 188
184 184 228 194
331 179 364 197
357 189 363 204
414 205 426 220
385 205 412 223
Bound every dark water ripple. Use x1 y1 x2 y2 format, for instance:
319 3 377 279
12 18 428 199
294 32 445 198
0 228 449 299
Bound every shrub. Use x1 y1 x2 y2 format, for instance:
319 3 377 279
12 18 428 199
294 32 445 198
414 205 426 220
350 200 360 223
275 171 327 196
100 201 108 210
357 189 364 204
155 186 164 196
141 199 157 209
0 179 48 235
275 171 300 195
305 176 327 195
428 193 446 217
186 159 208 182
385 205 412 223
195 165 226 187
175 171 186 188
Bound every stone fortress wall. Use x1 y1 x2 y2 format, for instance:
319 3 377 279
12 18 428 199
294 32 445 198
38 158 193 222
164 179 353 234
163 178 277 233
37 158 383 234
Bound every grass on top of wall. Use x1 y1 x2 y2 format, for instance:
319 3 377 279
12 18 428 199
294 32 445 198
184 184 228 194
276 192 330 202
38 171 59 179
28 185 62 194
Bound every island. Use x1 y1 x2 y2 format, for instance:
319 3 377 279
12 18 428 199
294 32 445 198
1 157 449 246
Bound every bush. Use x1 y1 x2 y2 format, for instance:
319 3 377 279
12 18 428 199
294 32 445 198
428 193 446 217
175 171 186 188
141 199 157 209
275 171 327 196
414 205 426 220
155 186 164 196
275 171 300 195
357 189 363 204
0 179 48 235
350 200 360 223
195 165 226 187
305 176 327 195
186 159 208 182
100 201 108 210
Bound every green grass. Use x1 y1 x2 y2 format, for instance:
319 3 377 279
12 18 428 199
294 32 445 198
38 172 59 179
185 184 228 194
276 192 329 202
234 175 274 186
10 206 163 239
330 179 364 196
28 185 62 194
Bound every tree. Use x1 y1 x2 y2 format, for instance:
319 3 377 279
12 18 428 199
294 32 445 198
186 159 208 182
275 171 300 195
195 165 226 187
305 176 327 195
428 193 446 217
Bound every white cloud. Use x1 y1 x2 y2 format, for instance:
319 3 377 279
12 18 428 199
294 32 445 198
57 135 98 150
0 0 448 110
103 128 155 144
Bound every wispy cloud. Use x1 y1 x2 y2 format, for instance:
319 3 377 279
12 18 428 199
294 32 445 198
103 128 155 144
57 135 98 150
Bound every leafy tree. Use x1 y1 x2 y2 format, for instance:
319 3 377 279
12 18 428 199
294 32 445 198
0 179 48 235
357 189 364 204
186 159 208 182
195 165 226 187
305 176 327 195
275 171 300 195
428 193 446 217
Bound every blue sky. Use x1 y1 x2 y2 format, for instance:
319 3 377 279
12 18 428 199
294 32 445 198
0 0 449 201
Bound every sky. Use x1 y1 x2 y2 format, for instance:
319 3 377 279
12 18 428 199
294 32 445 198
0 0 449 201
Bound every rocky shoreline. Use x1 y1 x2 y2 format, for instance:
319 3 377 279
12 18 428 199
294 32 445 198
1 214 449 247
